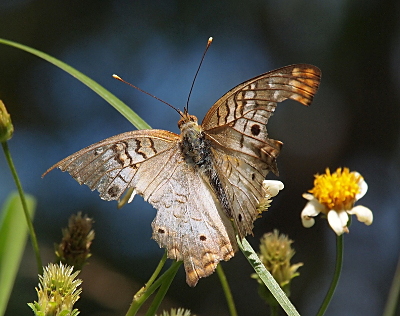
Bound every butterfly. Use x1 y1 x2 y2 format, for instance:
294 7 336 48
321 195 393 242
43 64 321 286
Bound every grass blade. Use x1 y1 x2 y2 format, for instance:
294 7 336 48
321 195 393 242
0 38 150 130
0 192 36 316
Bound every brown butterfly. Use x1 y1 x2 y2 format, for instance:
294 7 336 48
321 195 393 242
43 64 321 286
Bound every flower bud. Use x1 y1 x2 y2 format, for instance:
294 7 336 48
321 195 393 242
0 100 13 142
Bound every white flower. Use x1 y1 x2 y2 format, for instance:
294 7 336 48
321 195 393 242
257 180 284 213
301 168 373 235
263 180 284 197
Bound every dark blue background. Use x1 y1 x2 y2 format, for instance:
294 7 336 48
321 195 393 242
1 1 399 315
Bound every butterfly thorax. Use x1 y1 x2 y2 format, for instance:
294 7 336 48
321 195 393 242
178 114 212 169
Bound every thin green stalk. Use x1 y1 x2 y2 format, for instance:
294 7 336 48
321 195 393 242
216 264 238 316
316 234 344 316
383 251 400 316
134 251 168 300
237 236 300 316
144 262 180 316
126 260 182 316
2 142 42 274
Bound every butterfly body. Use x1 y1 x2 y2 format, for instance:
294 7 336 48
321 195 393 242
179 112 235 224
179 113 212 169
44 64 321 286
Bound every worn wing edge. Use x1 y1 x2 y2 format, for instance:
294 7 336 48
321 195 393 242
42 129 180 177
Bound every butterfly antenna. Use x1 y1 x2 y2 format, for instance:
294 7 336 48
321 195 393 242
185 37 213 112
112 74 183 117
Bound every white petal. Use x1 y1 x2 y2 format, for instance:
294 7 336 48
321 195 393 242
327 210 348 235
303 198 325 216
301 216 315 228
262 180 284 197
356 177 368 201
338 210 350 226
301 199 323 228
127 189 137 203
302 193 314 201
348 205 373 225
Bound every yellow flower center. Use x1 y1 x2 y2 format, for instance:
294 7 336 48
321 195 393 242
309 168 362 211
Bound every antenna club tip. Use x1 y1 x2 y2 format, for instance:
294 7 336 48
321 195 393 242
208 37 213 44
112 74 122 80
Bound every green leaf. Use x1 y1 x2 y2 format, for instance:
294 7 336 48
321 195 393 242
0 192 36 316
0 38 150 130
237 236 300 316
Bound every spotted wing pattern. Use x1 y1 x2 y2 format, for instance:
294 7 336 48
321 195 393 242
203 64 321 237
44 130 178 200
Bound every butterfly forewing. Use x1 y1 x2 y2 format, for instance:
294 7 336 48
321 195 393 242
202 64 321 130
202 64 321 237
44 130 179 200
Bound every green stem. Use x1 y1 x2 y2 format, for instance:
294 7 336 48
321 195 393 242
383 251 400 316
316 234 344 316
237 236 300 316
126 260 182 316
216 264 238 316
1 142 42 274
134 251 168 301
145 262 180 316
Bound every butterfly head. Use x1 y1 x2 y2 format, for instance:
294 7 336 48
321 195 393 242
178 111 201 132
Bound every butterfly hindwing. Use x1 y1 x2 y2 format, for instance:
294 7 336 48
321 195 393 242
211 148 267 237
149 149 237 286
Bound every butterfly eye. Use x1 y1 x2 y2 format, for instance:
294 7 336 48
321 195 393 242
177 118 185 129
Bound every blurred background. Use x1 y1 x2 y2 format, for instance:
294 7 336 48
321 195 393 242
1 0 399 315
